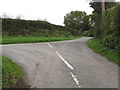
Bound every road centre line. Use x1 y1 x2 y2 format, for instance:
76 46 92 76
56 51 74 70
47 43 82 88
47 43 53 48
56 51 82 88
69 69 82 88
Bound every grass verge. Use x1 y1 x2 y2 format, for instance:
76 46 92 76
2 56 23 88
87 38 120 65
1 36 81 44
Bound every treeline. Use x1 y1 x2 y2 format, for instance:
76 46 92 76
2 18 77 37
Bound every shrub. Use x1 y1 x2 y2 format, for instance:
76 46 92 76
100 5 120 55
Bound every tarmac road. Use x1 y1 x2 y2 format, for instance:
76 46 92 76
2 37 118 88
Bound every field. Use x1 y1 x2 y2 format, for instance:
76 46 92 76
87 38 120 65
1 36 81 44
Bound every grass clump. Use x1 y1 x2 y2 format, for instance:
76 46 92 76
87 38 120 65
2 36 81 44
2 56 23 88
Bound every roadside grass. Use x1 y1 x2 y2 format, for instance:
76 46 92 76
87 38 120 65
2 56 23 88
1 36 81 44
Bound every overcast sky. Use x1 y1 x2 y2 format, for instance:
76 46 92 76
0 0 108 25
0 0 96 25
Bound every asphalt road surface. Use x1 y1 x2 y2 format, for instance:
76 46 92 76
2 37 118 88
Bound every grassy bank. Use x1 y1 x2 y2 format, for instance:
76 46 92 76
2 56 23 88
1 36 81 44
87 38 120 65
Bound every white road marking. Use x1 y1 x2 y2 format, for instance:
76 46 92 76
47 43 82 88
47 43 53 48
1 43 49 47
69 70 82 88
4 42 82 88
56 51 82 88
0 43 33 46
56 51 74 70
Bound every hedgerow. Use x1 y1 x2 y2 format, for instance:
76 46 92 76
2 19 74 37
100 5 120 55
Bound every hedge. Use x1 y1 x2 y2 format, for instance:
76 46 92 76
2 19 73 37
100 5 120 55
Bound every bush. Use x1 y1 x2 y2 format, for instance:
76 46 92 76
100 5 120 54
82 30 94 37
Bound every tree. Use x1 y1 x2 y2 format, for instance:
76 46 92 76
90 0 116 15
89 0 116 38
64 11 90 32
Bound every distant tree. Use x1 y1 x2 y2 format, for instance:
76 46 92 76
64 11 90 32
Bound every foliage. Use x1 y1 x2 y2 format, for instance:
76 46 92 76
87 39 120 65
90 1 102 15
89 1 117 39
100 5 120 54
89 2 120 63
105 2 117 9
2 56 23 88
2 18 75 37
89 1 120 54
2 36 81 44
90 0 116 14
82 30 94 37
64 11 91 33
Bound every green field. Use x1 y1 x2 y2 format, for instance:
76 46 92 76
87 38 120 65
2 56 23 88
1 36 81 44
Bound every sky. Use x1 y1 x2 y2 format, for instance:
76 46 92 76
0 0 95 25
0 0 118 26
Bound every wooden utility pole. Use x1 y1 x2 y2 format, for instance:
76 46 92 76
101 0 105 15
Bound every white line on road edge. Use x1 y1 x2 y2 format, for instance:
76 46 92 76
47 43 53 48
1 43 46 46
56 51 74 70
1 43 52 47
0 43 33 46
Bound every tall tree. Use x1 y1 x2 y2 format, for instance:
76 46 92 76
64 11 90 32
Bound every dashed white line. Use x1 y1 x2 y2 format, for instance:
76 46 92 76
56 51 74 70
47 43 53 48
47 43 82 88
56 51 82 88
69 70 82 88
